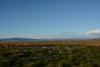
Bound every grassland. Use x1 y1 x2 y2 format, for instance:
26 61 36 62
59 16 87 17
0 39 100 67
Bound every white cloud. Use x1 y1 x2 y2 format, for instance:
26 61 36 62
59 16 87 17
86 29 100 35
24 14 28 16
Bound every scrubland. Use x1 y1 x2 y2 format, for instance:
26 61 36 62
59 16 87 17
0 39 100 67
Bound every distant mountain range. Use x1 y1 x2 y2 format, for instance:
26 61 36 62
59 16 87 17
0 37 80 42
0 38 41 42
0 37 99 42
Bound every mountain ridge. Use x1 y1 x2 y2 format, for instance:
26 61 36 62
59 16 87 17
0 38 41 42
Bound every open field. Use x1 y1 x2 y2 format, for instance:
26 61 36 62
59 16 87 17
0 39 100 46
0 39 100 67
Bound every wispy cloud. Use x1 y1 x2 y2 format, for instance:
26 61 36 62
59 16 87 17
33 32 90 39
5 30 100 39
5 36 23 39
47 36 55 39
24 14 28 16
57 32 90 39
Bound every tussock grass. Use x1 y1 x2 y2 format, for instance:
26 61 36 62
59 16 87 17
0 39 100 67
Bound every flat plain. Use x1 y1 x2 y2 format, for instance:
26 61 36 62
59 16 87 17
0 39 100 67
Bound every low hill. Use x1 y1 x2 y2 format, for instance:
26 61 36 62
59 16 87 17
0 38 40 42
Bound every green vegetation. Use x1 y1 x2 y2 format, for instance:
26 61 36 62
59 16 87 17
0 39 100 67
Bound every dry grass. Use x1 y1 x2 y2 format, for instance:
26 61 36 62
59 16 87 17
0 39 100 46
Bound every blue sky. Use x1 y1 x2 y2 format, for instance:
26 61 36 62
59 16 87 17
1 0 100 39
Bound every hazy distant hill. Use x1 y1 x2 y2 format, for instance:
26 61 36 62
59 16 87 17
0 38 41 42
1 37 100 42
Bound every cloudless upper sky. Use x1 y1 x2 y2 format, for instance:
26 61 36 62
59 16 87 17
1 0 100 39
